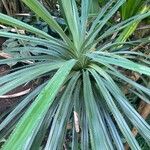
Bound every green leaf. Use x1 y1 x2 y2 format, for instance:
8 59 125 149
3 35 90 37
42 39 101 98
99 37 150 52
95 11 150 45
106 83 150 144
90 0 100 13
30 97 59 150
116 4 150 44
92 87 124 150
83 0 125 49
45 72 80 149
90 64 150 144
88 0 114 34
0 62 63 96
0 84 46 132
4 46 67 58
0 31 66 48
0 12 56 41
60 0 81 50
120 0 144 19
90 69 140 149
83 71 113 150
106 66 150 97
2 59 76 150
131 90 150 104
22 0 74 50
80 0 90 42
103 110 124 150
0 56 58 65
72 81 81 150
88 52 150 76
81 100 89 150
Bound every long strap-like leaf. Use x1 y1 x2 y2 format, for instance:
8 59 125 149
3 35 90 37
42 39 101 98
90 64 150 143
60 0 81 50
88 53 150 76
82 0 125 50
83 71 114 150
45 72 80 149
0 13 59 43
22 0 75 50
2 59 76 150
90 69 141 150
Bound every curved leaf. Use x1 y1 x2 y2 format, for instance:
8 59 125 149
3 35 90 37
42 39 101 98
22 0 74 50
2 59 76 150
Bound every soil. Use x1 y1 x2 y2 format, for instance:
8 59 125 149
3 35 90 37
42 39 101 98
0 38 6 47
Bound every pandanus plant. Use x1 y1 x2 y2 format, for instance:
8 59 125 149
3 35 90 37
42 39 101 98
0 0 150 149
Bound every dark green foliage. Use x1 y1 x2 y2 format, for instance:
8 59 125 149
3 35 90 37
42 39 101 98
0 0 150 149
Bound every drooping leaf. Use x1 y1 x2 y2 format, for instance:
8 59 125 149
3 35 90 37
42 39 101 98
90 69 140 149
88 53 150 76
22 0 74 49
83 71 113 150
45 72 80 149
2 59 76 150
